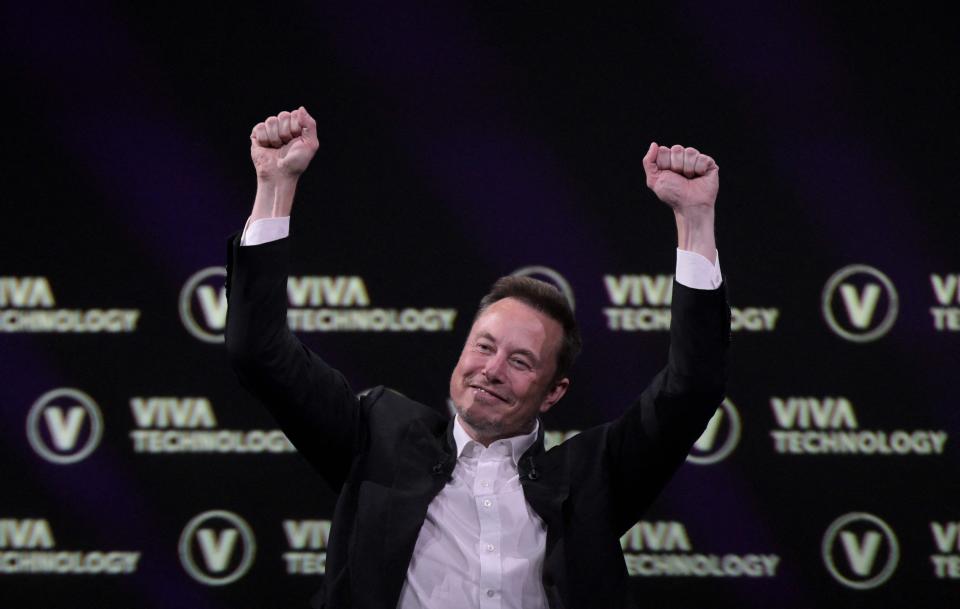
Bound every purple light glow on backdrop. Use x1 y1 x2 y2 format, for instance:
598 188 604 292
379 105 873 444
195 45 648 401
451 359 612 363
2 2 241 281
679 2 936 272
319 3 617 272
2 3 956 608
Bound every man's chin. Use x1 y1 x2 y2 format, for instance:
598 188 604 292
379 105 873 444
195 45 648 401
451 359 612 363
456 405 502 436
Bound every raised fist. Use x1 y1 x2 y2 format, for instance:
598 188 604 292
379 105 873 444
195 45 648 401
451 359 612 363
642 143 719 212
250 106 319 181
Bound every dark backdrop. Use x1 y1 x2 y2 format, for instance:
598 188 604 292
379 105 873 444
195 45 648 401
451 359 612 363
1 2 957 608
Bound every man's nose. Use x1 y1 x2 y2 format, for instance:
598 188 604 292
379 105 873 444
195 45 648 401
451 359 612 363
482 355 506 383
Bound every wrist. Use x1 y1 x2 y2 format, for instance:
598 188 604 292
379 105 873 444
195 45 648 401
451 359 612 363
674 207 716 263
251 177 299 221
256 173 299 189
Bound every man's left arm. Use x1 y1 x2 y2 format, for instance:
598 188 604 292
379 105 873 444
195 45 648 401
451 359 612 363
645 141 728 396
604 143 731 533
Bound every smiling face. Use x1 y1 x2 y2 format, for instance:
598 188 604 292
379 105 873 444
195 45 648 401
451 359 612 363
449 297 570 445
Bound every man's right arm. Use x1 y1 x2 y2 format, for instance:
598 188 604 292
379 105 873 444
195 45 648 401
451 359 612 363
226 107 363 491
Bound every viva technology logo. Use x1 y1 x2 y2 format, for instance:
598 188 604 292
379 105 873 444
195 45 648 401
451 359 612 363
686 398 741 465
284 519 332 575
822 265 898 342
179 510 256 586
129 396 295 454
26 388 103 464
822 512 899 590
0 276 140 333
603 274 778 332
620 520 779 577
931 520 960 579
0 518 139 575
180 267 228 344
180 267 457 343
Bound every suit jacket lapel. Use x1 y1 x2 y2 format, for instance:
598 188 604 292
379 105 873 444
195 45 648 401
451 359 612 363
379 418 453 603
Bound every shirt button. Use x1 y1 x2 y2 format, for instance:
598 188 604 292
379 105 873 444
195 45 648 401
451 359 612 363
482 499 493 508
486 590 496 598
485 543 495 552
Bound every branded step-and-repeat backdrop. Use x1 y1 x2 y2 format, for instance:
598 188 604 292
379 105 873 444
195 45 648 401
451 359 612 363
1 3 957 608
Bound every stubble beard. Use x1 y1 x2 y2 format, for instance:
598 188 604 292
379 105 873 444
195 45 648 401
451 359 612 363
452 394 505 439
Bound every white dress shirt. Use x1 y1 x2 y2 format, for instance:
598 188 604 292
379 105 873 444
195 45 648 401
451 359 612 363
398 417 546 609
239 216 722 608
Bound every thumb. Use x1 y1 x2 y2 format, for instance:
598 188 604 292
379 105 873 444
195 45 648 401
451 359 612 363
298 106 319 147
642 142 659 185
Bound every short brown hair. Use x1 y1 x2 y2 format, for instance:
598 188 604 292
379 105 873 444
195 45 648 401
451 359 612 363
474 275 581 384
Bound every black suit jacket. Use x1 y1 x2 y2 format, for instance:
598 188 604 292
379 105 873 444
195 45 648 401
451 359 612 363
225 234 730 609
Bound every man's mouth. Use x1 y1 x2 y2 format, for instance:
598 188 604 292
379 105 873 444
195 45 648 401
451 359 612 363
469 384 507 402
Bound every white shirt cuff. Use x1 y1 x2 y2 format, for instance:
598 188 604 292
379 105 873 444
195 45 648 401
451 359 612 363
676 249 722 290
240 216 290 246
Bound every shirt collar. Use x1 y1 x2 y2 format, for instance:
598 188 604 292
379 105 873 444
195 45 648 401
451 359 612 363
453 415 539 467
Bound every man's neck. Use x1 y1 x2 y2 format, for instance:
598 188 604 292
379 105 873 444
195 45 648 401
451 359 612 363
453 416 539 465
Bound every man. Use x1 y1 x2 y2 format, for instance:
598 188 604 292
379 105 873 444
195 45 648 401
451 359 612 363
226 106 729 609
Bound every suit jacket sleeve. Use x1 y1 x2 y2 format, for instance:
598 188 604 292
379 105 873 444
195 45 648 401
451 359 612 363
224 233 364 491
604 280 730 533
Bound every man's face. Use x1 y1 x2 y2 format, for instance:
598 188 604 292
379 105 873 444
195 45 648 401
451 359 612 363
449 297 569 444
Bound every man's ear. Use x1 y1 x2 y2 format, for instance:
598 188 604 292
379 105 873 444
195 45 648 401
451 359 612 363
539 378 570 414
